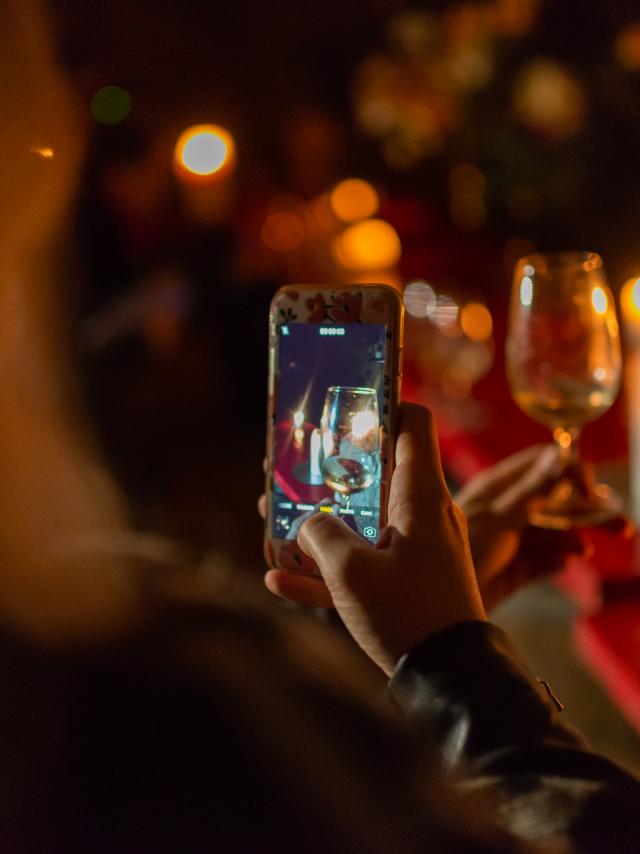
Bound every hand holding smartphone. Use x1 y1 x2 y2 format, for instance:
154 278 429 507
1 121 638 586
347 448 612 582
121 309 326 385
264 284 404 571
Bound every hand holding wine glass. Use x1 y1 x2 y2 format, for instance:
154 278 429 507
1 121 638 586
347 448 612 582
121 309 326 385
506 252 622 529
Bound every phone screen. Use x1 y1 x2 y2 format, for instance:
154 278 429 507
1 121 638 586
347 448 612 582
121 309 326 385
271 321 388 543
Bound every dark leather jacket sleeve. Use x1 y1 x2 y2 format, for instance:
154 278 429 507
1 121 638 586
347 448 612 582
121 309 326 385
388 621 640 850
389 621 585 769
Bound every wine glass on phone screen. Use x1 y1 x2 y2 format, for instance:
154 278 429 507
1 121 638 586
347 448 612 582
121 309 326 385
506 252 622 530
320 387 380 511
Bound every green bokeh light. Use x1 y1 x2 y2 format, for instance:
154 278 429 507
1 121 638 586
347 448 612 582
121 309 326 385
90 85 132 125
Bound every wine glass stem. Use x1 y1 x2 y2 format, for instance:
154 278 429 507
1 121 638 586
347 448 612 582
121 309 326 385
552 425 581 466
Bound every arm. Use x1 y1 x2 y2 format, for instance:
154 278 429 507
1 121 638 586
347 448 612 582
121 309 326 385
389 620 585 767
265 403 640 848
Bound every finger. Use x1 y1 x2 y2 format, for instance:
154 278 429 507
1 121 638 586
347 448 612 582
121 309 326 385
457 444 558 507
491 445 563 516
297 512 366 575
264 569 334 608
394 403 447 486
257 494 266 519
388 404 449 533
287 499 334 541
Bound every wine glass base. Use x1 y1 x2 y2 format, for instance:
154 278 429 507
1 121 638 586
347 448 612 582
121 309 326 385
528 482 624 531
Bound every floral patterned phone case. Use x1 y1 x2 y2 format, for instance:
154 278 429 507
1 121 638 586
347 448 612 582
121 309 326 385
265 284 404 572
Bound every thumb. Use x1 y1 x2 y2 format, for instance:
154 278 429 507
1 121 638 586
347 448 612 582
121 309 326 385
297 512 367 579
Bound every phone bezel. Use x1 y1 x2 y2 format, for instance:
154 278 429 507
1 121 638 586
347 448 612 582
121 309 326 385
264 283 404 571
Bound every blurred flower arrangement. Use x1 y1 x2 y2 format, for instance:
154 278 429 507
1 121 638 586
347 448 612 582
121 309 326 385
352 2 640 246
354 1 548 172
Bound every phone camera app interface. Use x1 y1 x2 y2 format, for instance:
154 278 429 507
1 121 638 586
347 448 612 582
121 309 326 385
272 322 387 542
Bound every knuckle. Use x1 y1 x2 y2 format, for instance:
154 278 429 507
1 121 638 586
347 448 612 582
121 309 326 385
428 480 453 508
451 501 469 534
298 511 330 545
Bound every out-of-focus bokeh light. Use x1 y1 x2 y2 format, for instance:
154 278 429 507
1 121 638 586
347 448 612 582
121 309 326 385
553 427 573 449
330 178 380 222
434 294 460 334
174 124 235 178
493 0 541 38
520 275 534 307
460 302 493 341
91 85 132 125
261 211 305 252
615 23 640 71
388 11 436 58
621 276 640 322
441 365 473 399
591 285 608 316
333 219 401 270
590 391 604 407
306 193 338 235
29 146 55 159
354 56 399 136
383 132 440 170
448 45 494 91
449 163 485 195
512 60 586 139
458 339 494 379
404 280 436 317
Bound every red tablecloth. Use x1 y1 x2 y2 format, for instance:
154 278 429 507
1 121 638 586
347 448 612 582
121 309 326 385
575 606 640 732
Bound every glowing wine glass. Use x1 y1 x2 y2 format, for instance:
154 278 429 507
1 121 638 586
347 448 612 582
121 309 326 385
320 386 380 511
506 251 623 529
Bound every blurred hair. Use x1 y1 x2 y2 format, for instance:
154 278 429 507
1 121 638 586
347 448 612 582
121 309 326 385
0 0 131 644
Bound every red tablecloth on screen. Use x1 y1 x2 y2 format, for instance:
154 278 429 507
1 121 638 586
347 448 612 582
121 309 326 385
274 422 332 505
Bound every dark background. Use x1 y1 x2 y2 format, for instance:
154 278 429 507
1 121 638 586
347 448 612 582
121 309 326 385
43 0 640 567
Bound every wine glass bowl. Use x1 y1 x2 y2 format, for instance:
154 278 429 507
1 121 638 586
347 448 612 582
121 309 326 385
506 252 623 529
320 386 380 506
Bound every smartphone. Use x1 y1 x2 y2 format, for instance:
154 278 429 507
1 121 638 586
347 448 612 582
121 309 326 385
264 284 404 571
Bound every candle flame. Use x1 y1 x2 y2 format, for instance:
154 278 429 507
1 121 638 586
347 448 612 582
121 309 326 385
622 276 640 321
351 410 377 439
591 286 608 316
29 146 54 159
174 124 235 179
